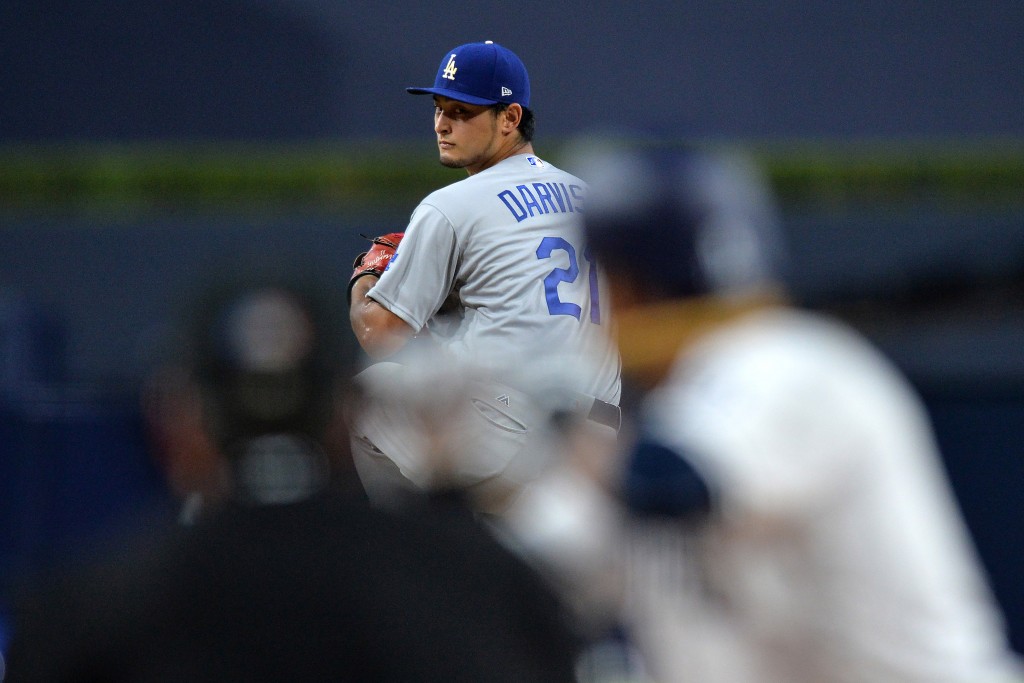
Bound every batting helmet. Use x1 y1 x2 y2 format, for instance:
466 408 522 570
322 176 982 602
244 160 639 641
573 137 787 300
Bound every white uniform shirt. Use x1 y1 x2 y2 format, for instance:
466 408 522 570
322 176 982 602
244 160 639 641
626 308 1020 683
367 154 621 405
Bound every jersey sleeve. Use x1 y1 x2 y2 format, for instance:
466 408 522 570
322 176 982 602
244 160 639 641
367 202 459 332
647 352 859 527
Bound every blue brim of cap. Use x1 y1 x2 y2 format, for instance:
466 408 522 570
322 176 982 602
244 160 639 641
405 86 498 106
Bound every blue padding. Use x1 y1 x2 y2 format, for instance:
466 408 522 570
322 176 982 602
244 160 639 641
622 439 712 518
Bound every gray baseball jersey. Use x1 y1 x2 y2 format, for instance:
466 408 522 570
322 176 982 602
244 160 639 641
623 308 1021 683
367 153 621 405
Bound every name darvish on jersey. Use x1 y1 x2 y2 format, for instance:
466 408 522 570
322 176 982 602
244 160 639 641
497 158 585 223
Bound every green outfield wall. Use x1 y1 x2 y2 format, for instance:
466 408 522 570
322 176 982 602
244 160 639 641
1 140 1022 211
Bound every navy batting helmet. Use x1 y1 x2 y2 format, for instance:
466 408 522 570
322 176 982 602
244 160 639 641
572 137 787 300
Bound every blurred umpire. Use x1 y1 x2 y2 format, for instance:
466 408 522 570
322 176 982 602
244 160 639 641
573 139 1023 682
5 273 580 682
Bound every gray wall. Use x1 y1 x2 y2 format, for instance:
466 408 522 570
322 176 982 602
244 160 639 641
3 0 1022 141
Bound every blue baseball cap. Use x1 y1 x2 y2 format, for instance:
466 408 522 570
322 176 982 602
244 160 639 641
406 41 531 108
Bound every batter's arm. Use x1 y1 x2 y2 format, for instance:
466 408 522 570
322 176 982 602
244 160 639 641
349 275 417 359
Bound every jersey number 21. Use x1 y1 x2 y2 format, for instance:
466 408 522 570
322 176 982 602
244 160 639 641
536 236 601 324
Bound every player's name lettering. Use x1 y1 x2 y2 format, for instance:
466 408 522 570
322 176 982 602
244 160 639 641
498 182 584 223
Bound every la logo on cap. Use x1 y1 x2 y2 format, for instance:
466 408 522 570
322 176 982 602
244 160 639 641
442 54 457 81
406 39 530 108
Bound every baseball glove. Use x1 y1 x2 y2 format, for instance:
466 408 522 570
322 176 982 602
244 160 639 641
348 232 404 303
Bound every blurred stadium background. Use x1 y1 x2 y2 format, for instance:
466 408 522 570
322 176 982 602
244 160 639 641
1 0 1022 655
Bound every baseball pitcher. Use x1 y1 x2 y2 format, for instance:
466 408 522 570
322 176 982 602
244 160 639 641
348 41 621 510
